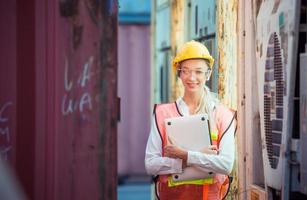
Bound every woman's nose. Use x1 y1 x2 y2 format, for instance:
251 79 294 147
188 73 197 81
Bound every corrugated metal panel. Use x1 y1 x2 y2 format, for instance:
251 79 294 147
0 0 16 164
56 1 118 199
16 0 36 198
1 0 119 199
154 0 172 103
118 25 151 175
217 0 238 109
187 0 216 39
156 2 171 48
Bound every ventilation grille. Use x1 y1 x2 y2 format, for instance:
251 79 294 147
263 32 284 169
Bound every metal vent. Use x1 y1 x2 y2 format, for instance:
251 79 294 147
263 32 284 169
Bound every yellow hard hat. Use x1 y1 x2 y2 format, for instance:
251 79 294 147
172 40 214 73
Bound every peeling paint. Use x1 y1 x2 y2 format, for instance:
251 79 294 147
217 0 238 110
59 0 84 50
255 0 263 17
271 0 281 14
171 0 185 100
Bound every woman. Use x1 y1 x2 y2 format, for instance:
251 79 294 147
145 40 236 200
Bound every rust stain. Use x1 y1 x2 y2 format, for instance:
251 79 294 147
255 0 263 17
85 0 101 25
217 1 238 198
98 1 118 199
271 0 281 14
59 0 79 17
59 0 86 50
73 24 83 49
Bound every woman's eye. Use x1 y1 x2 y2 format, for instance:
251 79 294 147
196 71 204 75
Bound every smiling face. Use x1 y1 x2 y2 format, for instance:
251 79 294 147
178 59 210 93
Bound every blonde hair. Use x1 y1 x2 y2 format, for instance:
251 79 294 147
195 86 219 132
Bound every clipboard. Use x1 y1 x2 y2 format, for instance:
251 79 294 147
164 114 215 182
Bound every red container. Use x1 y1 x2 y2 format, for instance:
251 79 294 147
0 0 118 199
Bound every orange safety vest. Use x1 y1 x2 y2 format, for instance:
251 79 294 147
154 102 236 200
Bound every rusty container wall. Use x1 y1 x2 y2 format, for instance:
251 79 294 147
50 1 118 200
0 0 118 200
55 2 100 200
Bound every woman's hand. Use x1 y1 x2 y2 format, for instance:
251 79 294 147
199 145 219 155
164 145 188 168
164 145 187 159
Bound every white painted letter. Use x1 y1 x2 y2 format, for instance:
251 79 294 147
64 58 73 91
61 94 74 115
79 93 92 112
0 102 13 123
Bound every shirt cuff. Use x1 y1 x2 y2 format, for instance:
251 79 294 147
171 158 183 173
187 151 200 165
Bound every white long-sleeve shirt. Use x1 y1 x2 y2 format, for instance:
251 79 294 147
145 98 235 176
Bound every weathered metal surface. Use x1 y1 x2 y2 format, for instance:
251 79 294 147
47 0 118 199
170 0 185 100
237 1 266 200
16 0 36 199
217 1 238 199
118 25 151 175
217 0 238 109
44 0 119 199
99 1 118 199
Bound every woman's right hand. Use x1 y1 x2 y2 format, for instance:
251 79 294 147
199 145 219 155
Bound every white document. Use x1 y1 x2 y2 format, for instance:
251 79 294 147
164 114 215 182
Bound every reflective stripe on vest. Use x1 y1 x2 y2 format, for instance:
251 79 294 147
167 130 218 187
